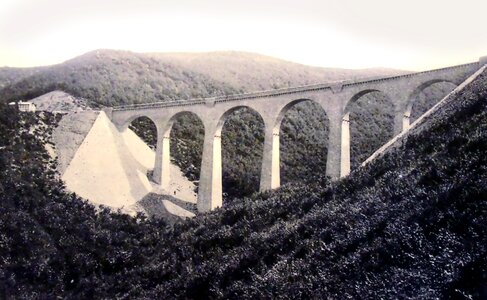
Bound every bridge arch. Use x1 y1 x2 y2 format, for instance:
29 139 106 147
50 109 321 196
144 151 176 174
341 89 395 176
217 105 266 199
153 111 205 190
343 89 385 114
275 99 319 133
403 79 457 130
273 98 329 185
122 114 159 132
214 105 265 134
162 111 206 139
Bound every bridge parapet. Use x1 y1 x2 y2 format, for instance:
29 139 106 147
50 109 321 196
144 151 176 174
342 62 477 88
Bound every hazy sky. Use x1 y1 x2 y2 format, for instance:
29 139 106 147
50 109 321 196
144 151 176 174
1 0 486 70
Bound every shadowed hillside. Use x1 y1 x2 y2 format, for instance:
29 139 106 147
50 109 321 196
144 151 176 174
1 60 486 299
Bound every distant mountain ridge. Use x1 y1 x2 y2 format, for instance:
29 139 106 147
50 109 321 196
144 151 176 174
0 49 407 106
147 51 406 92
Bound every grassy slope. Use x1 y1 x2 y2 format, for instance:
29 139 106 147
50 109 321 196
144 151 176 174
1 63 486 299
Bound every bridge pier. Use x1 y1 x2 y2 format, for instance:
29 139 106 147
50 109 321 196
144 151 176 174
153 122 171 190
339 112 351 177
260 120 280 191
402 109 411 132
325 111 344 179
394 109 406 135
198 124 223 212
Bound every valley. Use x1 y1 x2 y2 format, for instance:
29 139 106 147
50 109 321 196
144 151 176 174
0 50 486 299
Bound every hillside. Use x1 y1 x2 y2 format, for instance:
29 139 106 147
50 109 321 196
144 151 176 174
0 50 407 107
0 66 45 90
28 90 91 112
1 61 486 298
148 51 404 92
0 50 418 198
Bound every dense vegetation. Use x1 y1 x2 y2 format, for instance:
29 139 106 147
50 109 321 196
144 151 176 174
0 50 411 198
0 106 168 298
2 50 453 198
410 81 457 122
348 91 395 169
1 66 486 299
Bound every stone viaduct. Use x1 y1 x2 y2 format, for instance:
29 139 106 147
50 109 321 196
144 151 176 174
107 57 486 212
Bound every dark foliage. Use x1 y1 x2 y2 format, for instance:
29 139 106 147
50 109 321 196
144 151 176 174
1 69 486 298
0 106 168 299
348 91 395 169
410 81 457 122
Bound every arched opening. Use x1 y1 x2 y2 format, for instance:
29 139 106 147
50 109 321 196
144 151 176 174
343 90 395 174
157 112 205 200
127 115 163 187
405 80 457 128
169 112 205 184
128 116 158 150
277 99 329 185
218 106 265 201
129 113 204 201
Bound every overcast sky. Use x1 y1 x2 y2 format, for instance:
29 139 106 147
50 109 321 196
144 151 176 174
0 0 486 70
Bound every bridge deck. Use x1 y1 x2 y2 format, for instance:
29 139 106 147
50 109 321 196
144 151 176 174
112 62 477 111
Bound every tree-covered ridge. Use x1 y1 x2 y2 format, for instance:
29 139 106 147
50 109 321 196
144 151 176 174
0 50 406 107
1 65 486 299
0 66 45 90
148 51 405 93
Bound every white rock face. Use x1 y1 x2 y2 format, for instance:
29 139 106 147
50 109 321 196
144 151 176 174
62 111 153 207
53 111 99 174
61 111 197 217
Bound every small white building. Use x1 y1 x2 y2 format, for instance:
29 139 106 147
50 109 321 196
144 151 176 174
8 101 36 112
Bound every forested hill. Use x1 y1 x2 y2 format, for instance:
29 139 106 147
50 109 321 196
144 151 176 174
1 61 486 298
0 49 405 106
148 51 404 93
